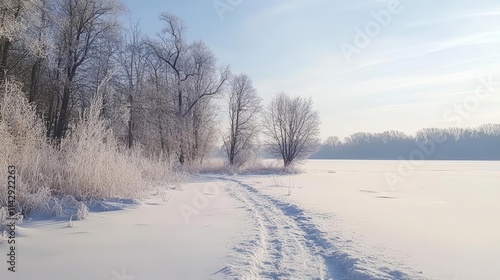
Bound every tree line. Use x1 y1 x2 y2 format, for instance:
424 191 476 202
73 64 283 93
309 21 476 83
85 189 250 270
313 124 500 160
0 0 320 168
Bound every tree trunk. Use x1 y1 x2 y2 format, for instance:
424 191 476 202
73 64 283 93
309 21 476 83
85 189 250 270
28 59 42 103
0 2 21 83
54 84 71 140
127 94 133 149
0 40 10 83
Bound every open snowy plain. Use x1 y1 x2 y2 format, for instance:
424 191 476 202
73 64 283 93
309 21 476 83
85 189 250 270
221 160 500 280
1 160 499 279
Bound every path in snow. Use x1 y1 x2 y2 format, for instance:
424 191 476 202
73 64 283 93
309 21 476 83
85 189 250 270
215 176 419 280
213 177 341 279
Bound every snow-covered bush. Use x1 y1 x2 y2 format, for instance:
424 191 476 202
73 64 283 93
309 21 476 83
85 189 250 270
55 96 144 200
0 82 179 217
48 195 89 220
0 82 53 215
55 97 180 200
186 157 298 175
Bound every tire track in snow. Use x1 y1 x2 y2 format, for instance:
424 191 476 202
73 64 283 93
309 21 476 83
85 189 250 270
212 176 420 280
213 177 342 279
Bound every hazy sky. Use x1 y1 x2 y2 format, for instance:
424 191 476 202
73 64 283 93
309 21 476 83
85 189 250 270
121 0 500 139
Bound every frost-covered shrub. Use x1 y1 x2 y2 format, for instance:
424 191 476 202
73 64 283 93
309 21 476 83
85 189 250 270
0 82 53 214
0 82 179 217
52 196 89 220
55 96 148 200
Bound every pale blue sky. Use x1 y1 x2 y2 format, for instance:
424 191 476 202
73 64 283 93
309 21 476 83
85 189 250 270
122 0 500 139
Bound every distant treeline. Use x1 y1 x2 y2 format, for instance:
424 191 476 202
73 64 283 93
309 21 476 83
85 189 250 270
311 124 500 160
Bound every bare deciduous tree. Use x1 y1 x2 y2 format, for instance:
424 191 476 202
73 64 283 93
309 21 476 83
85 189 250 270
223 73 261 166
119 21 147 149
324 136 340 147
0 0 39 83
17 0 52 103
263 92 320 167
148 14 229 164
53 0 122 140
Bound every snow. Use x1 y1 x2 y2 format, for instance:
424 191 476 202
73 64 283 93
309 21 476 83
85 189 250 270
1 160 499 279
0 178 253 280
226 160 500 279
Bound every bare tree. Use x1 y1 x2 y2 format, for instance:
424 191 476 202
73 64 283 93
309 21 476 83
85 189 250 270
223 73 261 166
0 0 39 83
324 136 340 147
263 92 320 167
183 41 229 163
117 20 148 149
52 0 122 140
147 14 229 164
19 0 52 103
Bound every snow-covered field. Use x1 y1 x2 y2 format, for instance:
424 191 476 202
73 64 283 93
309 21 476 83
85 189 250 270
224 160 500 280
1 160 499 279
0 179 253 280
